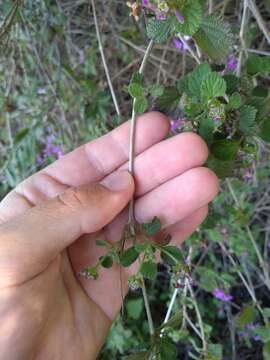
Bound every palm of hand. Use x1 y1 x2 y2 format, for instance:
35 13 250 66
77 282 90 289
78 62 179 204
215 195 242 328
0 113 218 359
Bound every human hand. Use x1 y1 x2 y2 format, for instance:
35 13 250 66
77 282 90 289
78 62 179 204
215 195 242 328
0 112 219 359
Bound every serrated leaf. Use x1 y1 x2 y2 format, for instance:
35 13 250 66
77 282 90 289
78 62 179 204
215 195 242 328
173 0 202 36
149 84 164 97
228 92 241 109
158 312 182 332
194 14 231 60
252 85 268 98
140 261 157 280
246 55 270 75
147 17 173 43
141 217 161 237
160 245 182 266
134 97 148 114
120 246 139 267
200 72 227 101
239 105 257 134
128 83 144 98
100 255 113 268
259 119 270 143
210 139 239 161
184 62 212 98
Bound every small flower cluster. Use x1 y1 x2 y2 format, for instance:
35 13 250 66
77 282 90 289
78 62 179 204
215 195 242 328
238 323 261 342
212 288 233 302
37 134 64 165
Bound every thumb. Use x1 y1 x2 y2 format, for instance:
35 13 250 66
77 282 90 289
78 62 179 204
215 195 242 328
0 171 134 287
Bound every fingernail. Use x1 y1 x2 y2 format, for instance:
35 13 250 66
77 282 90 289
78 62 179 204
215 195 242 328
102 171 133 192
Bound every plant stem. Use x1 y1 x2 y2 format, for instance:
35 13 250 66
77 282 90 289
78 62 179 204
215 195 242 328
237 0 248 77
226 179 270 292
128 40 154 233
141 278 155 337
90 0 121 118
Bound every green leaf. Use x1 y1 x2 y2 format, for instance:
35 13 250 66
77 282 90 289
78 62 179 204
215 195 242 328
196 267 218 292
199 117 215 146
134 97 148 114
194 14 231 60
149 84 164 97
210 139 239 161
246 55 270 75
173 0 202 36
263 341 270 360
252 85 269 98
223 75 239 94
160 245 182 266
128 83 145 98
14 128 29 144
184 62 212 98
155 86 180 112
159 337 177 360
126 298 144 320
200 72 227 101
100 255 113 268
96 239 108 247
157 312 182 332
147 17 173 43
207 156 235 179
141 217 161 237
131 71 144 84
228 93 241 109
120 247 139 267
236 305 257 328
239 105 257 134
259 119 270 143
140 261 157 280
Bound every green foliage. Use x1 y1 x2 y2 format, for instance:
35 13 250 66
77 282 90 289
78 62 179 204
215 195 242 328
259 119 270 143
146 17 173 43
246 55 270 75
140 261 157 280
200 72 227 101
128 83 145 98
173 0 202 36
160 245 182 266
210 139 239 161
194 14 231 60
120 247 140 267
126 298 144 320
239 105 257 134
141 217 162 237
134 97 148 113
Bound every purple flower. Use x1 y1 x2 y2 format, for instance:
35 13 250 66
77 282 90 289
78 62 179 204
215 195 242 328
170 118 184 132
172 37 184 51
79 50 85 65
141 0 149 6
175 10 185 24
37 134 64 165
243 169 253 183
212 288 233 302
227 55 238 71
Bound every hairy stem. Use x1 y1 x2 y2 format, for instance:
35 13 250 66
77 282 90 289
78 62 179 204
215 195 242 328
128 40 154 232
141 279 155 337
90 0 121 118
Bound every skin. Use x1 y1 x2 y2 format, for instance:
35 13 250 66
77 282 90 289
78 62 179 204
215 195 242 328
0 112 219 360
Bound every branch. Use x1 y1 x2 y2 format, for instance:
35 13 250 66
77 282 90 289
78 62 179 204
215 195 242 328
90 0 121 118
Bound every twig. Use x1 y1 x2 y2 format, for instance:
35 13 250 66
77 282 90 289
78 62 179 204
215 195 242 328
248 0 270 45
90 0 121 118
246 48 270 56
178 35 200 64
209 0 213 14
237 0 249 77
187 281 207 355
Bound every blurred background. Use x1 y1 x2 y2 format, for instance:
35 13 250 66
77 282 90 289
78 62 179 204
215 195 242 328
1 1 270 359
